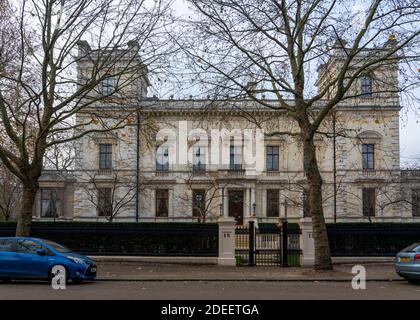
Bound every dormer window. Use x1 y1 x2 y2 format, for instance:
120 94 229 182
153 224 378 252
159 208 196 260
100 76 116 96
360 75 372 96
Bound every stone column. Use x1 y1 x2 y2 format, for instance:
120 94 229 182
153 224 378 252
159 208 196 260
217 217 237 266
299 217 315 267
223 189 229 218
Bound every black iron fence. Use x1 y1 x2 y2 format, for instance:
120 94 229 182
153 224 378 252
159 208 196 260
327 223 420 257
0 222 218 256
235 221 301 267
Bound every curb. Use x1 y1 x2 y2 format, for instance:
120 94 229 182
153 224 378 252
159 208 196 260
95 277 403 282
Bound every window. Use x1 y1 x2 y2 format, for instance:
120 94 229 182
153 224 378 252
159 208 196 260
0 239 13 252
100 76 116 96
229 143 242 170
362 188 376 217
360 75 372 96
266 146 279 171
156 189 169 217
362 144 374 170
302 190 310 217
156 146 169 171
99 144 112 170
412 189 420 217
192 146 206 171
192 189 206 217
41 189 61 218
266 190 279 217
97 188 112 217
16 239 43 255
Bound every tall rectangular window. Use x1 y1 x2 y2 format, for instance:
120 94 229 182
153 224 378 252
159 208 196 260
97 188 112 217
412 189 420 217
362 144 374 170
99 144 112 169
100 76 116 96
266 189 279 217
229 144 242 170
156 189 169 217
360 75 372 96
156 146 169 171
41 189 61 218
362 188 376 217
266 146 279 171
192 189 206 217
192 146 206 171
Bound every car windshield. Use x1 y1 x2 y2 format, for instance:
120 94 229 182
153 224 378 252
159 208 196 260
401 243 420 252
42 239 72 253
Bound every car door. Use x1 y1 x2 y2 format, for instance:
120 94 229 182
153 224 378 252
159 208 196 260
0 239 18 277
15 239 50 278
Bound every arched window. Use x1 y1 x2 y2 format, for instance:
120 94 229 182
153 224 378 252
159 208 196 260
360 75 372 96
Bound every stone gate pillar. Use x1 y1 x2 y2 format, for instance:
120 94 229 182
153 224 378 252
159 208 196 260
299 217 315 267
217 216 237 266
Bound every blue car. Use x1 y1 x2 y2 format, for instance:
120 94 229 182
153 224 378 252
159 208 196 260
395 242 420 283
0 237 96 282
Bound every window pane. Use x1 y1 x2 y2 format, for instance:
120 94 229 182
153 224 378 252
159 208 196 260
99 144 112 169
156 146 169 171
98 188 112 217
17 240 43 255
362 144 374 170
362 188 375 217
266 189 279 217
0 239 13 252
41 189 60 218
192 189 206 217
156 189 169 217
266 146 279 171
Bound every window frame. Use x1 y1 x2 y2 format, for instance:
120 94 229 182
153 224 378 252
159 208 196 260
156 145 169 172
266 189 280 217
362 143 375 170
266 146 279 171
362 188 376 217
192 189 206 217
192 146 206 172
100 76 116 96
360 75 372 96
156 189 169 217
99 144 113 170
229 144 242 170
40 188 61 218
97 188 112 217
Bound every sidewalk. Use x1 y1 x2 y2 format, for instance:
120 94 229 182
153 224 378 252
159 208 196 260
95 261 401 282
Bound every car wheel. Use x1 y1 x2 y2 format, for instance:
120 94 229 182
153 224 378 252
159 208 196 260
406 278 420 284
49 265 68 284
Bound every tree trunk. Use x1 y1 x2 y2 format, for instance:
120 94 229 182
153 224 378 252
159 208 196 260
16 184 38 236
302 135 333 270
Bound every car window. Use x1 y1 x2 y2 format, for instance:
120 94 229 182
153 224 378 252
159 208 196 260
16 240 44 254
41 239 72 253
401 243 420 252
0 239 13 252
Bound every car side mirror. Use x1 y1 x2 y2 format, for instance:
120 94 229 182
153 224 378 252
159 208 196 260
36 249 47 256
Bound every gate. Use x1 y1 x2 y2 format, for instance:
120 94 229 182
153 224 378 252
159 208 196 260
235 221 301 267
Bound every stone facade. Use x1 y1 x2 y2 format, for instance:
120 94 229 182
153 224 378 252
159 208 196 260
34 42 420 224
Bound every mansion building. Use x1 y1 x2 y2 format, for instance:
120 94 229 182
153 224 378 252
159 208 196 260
33 41 420 224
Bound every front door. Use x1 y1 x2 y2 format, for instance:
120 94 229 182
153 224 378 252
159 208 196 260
228 190 244 225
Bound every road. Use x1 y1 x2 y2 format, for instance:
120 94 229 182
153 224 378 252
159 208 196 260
1 280 420 299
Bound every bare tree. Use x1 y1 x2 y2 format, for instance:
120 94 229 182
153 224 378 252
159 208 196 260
0 162 21 221
177 0 420 269
81 170 137 222
0 0 174 235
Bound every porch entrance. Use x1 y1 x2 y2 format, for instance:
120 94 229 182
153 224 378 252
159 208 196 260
228 190 244 225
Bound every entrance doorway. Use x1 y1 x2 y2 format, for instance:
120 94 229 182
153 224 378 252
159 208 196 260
228 190 244 225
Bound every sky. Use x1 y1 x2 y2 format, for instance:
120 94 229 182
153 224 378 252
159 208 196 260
170 0 420 166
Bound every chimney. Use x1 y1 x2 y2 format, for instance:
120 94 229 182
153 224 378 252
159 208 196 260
128 40 140 54
76 40 91 56
246 81 257 97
